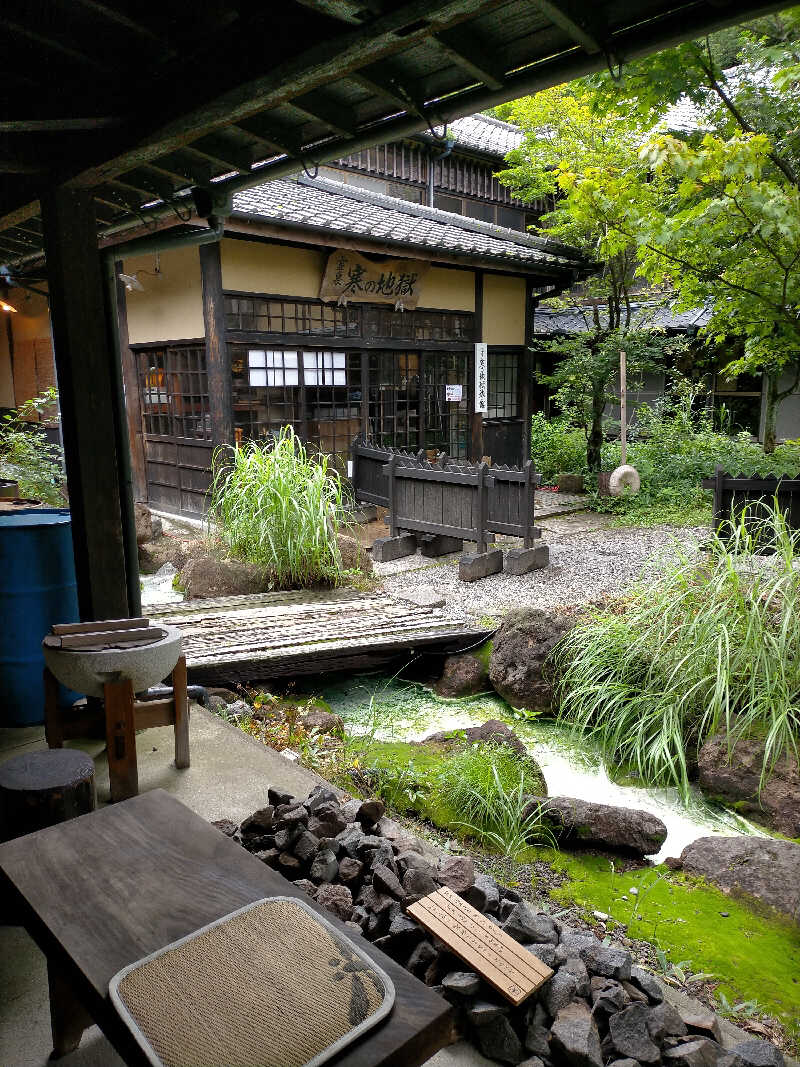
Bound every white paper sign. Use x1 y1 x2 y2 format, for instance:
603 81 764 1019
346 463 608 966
474 343 488 414
445 384 462 402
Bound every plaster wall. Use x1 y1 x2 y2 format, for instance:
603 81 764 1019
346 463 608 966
0 316 13 407
419 267 475 312
124 245 204 344
2 288 53 407
482 274 526 346
221 239 324 298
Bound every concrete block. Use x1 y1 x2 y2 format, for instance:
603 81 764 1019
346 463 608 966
419 534 464 557
371 534 417 562
458 548 503 583
504 545 549 575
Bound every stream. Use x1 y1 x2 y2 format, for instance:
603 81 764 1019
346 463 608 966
322 674 766 864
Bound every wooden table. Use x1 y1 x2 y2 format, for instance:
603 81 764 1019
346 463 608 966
0 789 453 1066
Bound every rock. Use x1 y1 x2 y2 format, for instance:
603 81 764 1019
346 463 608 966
403 866 440 902
398 586 446 609
526 943 557 970
647 1001 687 1042
357 886 395 915
396 850 433 876
337 532 373 574
698 731 800 837
386 908 423 947
423 719 529 759
663 1039 727 1067
550 1001 603 1067
473 1015 524 1065
338 856 364 884
134 502 154 544
560 957 590 997
268 787 295 807
680 1011 720 1043
308 809 348 838
278 851 301 873
433 654 488 697
621 980 649 1004
373 863 405 900
525 796 667 857
470 873 501 914
630 966 663 1004
488 608 574 711
301 709 345 736
519 1058 546 1067
731 1041 785 1067
608 1061 640 1067
468 1000 508 1025
315 883 353 922
180 552 267 599
438 855 475 894
212 818 239 838
406 940 437 978
309 849 338 884
542 970 579 1017
503 903 558 945
441 971 481 998
524 1018 550 1057
357 798 386 826
579 942 632 982
292 831 320 863
207 694 229 715
679 836 800 923
609 1004 661 1065
292 878 316 896
590 977 630 1015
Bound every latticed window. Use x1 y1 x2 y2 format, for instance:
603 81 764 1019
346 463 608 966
136 345 210 439
487 351 519 419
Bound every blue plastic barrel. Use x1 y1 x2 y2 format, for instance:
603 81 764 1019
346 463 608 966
0 509 79 726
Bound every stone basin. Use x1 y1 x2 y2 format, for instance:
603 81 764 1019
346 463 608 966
42 625 183 698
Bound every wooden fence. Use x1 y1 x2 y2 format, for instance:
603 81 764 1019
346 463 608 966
702 466 800 535
352 438 540 551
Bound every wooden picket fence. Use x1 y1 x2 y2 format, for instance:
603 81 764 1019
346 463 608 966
351 437 540 552
702 466 800 537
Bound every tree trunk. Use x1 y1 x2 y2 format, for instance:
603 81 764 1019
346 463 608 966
763 370 779 454
587 387 606 472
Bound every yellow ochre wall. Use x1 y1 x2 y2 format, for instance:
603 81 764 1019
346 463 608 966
419 266 474 312
1 288 53 408
125 245 204 344
482 274 526 346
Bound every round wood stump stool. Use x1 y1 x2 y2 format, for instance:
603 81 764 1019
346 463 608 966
0 749 96 843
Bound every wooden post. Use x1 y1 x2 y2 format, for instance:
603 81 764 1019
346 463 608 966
713 465 726 531
41 186 130 621
48 958 93 1057
470 272 485 462
199 242 231 449
387 454 398 537
476 461 488 555
619 348 627 466
104 678 138 803
521 278 534 464
172 655 190 770
523 460 534 550
115 264 147 501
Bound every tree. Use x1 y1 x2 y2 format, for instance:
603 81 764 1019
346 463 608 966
536 329 687 471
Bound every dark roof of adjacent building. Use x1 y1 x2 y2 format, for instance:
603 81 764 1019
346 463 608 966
418 114 524 159
232 175 590 276
533 301 712 334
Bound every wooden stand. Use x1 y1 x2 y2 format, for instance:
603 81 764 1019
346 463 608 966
44 655 190 804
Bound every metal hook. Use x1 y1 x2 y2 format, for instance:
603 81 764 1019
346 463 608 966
302 158 320 180
605 50 623 83
426 116 449 143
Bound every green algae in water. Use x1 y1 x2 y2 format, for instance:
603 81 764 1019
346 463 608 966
538 848 800 1034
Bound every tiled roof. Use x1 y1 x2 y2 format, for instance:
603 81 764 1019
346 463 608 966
420 114 523 158
533 301 712 334
232 175 588 273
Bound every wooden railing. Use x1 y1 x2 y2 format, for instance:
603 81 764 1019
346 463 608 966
701 466 800 535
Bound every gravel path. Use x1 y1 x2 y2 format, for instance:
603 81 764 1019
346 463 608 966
376 512 706 621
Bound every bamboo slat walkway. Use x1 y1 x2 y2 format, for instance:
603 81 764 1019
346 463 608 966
148 588 491 684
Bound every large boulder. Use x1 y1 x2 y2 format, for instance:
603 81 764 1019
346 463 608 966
134 502 153 544
433 653 487 697
679 836 800 924
180 553 267 599
423 719 527 757
524 796 667 857
697 732 800 837
488 608 573 710
337 533 373 575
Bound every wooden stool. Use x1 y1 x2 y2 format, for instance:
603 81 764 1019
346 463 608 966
0 749 95 843
44 656 190 804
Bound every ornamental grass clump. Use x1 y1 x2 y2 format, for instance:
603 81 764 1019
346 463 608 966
554 503 800 798
209 427 348 589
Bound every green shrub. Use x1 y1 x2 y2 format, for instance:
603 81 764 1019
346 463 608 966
209 426 349 588
530 413 587 481
0 389 65 505
554 503 800 796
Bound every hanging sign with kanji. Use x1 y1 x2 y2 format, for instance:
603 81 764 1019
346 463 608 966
319 249 430 308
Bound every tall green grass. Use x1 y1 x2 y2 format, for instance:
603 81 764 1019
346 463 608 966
554 504 800 796
209 426 348 588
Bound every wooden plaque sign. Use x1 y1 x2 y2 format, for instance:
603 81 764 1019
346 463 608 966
407 887 553 1005
319 249 430 308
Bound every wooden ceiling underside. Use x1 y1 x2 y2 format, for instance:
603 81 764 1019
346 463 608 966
0 0 788 266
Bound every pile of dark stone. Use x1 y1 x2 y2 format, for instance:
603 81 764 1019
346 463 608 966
217 785 785 1067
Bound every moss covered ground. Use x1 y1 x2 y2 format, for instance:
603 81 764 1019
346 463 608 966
533 848 800 1036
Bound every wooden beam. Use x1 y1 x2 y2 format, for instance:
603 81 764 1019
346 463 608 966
0 16 111 73
432 28 506 90
200 242 232 449
0 118 119 132
291 94 357 138
294 0 370 23
40 186 130 620
348 71 409 112
531 0 605 54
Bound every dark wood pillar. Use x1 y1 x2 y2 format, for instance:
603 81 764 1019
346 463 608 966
200 242 232 448
521 278 534 464
470 271 484 462
116 264 147 501
41 186 129 621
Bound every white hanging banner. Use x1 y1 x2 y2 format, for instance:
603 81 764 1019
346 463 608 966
474 343 488 414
